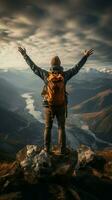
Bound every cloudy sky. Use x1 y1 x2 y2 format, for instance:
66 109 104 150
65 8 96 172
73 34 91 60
0 0 112 70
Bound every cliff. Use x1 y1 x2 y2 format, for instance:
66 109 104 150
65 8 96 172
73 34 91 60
0 145 112 200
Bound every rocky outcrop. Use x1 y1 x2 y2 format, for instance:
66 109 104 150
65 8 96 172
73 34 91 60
0 145 112 200
16 145 78 183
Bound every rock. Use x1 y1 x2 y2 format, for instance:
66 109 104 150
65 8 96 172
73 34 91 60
89 155 106 172
33 149 52 177
49 184 66 200
16 145 52 183
0 145 112 200
0 192 22 200
16 145 78 183
51 146 78 179
105 161 112 179
16 145 40 162
76 144 95 169
67 188 80 200
52 164 72 176
0 161 22 194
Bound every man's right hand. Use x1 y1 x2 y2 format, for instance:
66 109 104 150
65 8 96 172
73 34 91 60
18 47 26 56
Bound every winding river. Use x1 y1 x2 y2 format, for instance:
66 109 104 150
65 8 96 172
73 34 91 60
21 93 44 124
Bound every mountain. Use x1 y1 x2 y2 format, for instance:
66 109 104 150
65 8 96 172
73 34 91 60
70 88 112 142
0 69 44 107
72 89 112 113
0 106 27 134
0 105 44 161
0 105 26 160
82 106 112 142
75 67 112 81
67 78 112 107
0 68 43 93
0 78 25 111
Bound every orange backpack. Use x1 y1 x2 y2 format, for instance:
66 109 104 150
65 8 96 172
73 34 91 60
42 72 67 106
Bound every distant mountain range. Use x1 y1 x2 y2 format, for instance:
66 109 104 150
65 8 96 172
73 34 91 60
0 68 43 93
75 67 112 81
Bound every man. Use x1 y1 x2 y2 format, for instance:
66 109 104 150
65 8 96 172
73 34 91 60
18 47 93 154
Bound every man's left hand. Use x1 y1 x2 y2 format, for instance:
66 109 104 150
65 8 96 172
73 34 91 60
84 49 94 57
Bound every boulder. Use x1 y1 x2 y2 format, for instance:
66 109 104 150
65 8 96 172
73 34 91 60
16 145 78 183
16 145 52 183
76 144 95 169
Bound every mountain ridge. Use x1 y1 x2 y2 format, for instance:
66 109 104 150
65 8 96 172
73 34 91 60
72 89 112 113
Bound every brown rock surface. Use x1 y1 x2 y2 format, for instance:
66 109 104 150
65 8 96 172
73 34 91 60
0 145 112 200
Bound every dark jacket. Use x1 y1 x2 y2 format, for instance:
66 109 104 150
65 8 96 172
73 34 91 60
23 54 88 106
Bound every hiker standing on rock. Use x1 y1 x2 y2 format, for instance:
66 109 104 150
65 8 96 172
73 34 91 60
18 47 93 154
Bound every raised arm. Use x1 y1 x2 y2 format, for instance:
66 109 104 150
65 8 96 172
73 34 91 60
64 49 94 82
18 47 48 81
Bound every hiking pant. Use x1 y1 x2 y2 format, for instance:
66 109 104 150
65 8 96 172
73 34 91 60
44 106 66 152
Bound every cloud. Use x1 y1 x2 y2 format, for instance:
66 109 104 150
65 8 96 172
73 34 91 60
0 0 112 68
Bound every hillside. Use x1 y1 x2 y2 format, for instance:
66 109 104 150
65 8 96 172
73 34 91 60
0 106 44 161
67 78 112 107
82 106 112 142
0 106 27 134
0 106 27 160
0 78 25 111
72 89 112 113
0 69 43 93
